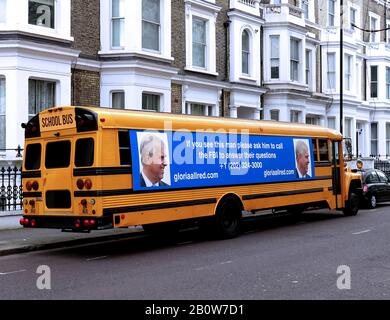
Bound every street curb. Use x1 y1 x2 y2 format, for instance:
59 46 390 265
0 229 145 257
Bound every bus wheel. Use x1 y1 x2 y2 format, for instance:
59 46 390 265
343 192 359 216
214 199 242 239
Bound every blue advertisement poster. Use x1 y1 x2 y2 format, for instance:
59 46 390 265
130 130 315 191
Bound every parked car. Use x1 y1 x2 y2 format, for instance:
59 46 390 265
360 169 390 209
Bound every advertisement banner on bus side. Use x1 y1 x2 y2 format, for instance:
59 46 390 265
129 130 315 191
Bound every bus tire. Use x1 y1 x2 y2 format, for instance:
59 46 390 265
214 198 242 239
343 192 359 216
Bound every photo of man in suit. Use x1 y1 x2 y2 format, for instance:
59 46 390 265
139 133 170 187
294 139 311 179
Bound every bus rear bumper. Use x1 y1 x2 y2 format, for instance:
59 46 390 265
20 215 113 231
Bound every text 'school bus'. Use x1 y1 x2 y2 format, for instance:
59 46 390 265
20 106 362 238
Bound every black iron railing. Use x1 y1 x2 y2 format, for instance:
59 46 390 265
374 160 390 178
0 146 23 211
0 166 23 211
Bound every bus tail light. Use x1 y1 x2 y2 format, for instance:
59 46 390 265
84 179 92 190
83 220 90 227
20 218 29 226
77 179 84 190
26 181 32 191
74 219 81 229
32 181 39 191
30 219 37 228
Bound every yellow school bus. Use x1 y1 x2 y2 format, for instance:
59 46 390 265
20 106 362 238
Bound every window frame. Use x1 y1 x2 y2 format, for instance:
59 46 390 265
191 16 207 69
111 0 125 48
370 65 378 98
0 76 5 150
290 38 300 82
142 0 161 52
142 92 161 112
327 52 336 90
270 35 280 80
241 29 250 76
111 90 125 110
371 122 378 156
28 78 56 120
28 0 56 30
328 0 336 27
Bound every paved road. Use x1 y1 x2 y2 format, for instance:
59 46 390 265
0 205 389 300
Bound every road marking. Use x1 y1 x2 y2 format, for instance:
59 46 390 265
220 261 233 265
352 229 371 235
0 269 26 275
86 256 108 261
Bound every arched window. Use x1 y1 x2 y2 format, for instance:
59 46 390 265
242 30 250 75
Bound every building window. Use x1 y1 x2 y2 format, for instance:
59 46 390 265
344 54 352 91
371 123 378 156
386 123 390 157
290 110 300 123
186 103 214 116
370 66 378 98
302 0 309 19
142 93 160 112
28 79 56 120
111 0 125 47
328 0 335 27
327 117 336 129
142 0 161 52
306 115 320 125
290 38 300 82
270 36 279 79
0 0 6 23
242 30 250 75
370 16 377 43
344 118 352 139
387 23 390 44
350 7 356 30
111 91 125 109
270 109 279 121
0 77 5 149
305 50 311 87
387 67 390 99
28 0 55 29
327 53 336 89
192 17 207 68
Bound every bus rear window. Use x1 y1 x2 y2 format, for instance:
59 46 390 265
75 138 94 167
25 143 41 170
45 141 71 169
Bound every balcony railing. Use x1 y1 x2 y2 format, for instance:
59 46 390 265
238 0 256 7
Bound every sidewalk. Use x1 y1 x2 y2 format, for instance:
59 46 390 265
0 210 144 256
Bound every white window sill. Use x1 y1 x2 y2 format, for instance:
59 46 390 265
184 66 218 76
239 75 257 82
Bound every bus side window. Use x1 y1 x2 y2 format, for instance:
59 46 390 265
319 139 329 161
312 139 318 162
118 130 131 165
